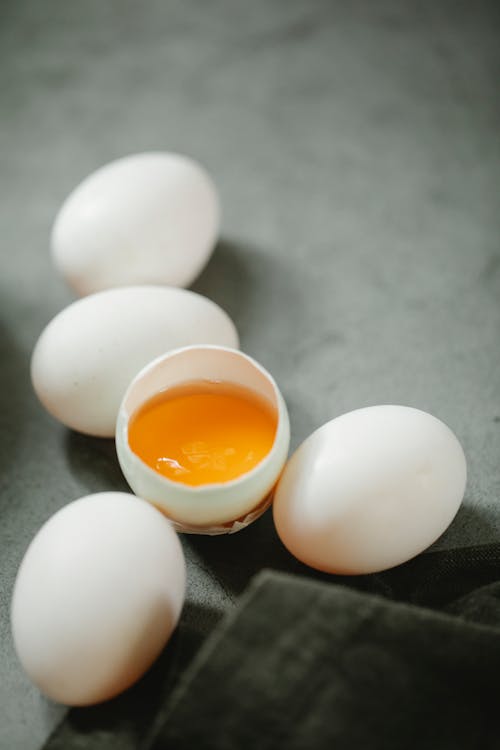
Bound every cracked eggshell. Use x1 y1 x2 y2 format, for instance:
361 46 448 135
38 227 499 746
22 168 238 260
31 286 238 437
51 152 220 296
273 405 467 575
116 345 290 534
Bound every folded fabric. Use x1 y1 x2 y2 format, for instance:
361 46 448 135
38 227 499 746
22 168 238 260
148 568 500 750
43 544 500 750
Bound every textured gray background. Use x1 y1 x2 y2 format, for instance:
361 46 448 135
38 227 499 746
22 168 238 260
1 1 499 748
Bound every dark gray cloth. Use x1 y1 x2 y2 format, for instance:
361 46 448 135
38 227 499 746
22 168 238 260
44 544 500 750
148 562 500 750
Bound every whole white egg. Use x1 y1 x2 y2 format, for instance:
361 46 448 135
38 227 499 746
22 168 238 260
51 152 219 296
31 286 238 437
273 405 467 575
11 492 186 706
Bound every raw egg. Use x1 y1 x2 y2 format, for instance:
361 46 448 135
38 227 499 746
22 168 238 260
128 380 277 487
116 345 290 533
31 286 238 437
51 152 219 295
11 492 185 706
273 405 467 574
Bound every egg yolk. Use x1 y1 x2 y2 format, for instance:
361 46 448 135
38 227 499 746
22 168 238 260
128 381 277 486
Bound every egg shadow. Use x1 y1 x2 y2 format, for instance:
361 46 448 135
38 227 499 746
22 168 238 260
0 322 29 483
429 501 497 552
183 509 337 605
185 496 498 610
281 388 319 452
64 431 130 495
190 237 261 340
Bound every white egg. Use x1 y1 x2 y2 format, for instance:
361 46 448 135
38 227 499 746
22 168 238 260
116 345 290 533
51 152 219 296
31 286 238 437
11 492 186 706
273 405 467 575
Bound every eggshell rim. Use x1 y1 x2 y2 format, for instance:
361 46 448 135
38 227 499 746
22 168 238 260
116 345 290 495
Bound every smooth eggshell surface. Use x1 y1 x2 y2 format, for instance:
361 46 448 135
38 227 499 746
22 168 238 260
31 286 239 437
51 152 220 295
273 405 467 575
11 492 186 706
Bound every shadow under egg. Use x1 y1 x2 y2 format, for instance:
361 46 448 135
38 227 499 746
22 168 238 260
64 430 130 495
190 237 260 337
182 508 326 601
0 322 30 484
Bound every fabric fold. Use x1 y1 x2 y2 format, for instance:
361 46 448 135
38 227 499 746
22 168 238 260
148 563 500 750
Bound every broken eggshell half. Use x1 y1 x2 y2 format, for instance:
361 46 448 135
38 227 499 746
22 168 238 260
116 345 290 534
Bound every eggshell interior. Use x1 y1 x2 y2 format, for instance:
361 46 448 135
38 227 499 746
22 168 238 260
116 346 290 532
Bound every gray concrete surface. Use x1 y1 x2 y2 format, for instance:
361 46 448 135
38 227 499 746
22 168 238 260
1 1 499 748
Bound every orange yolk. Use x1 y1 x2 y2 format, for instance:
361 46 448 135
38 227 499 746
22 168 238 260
128 381 277 486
